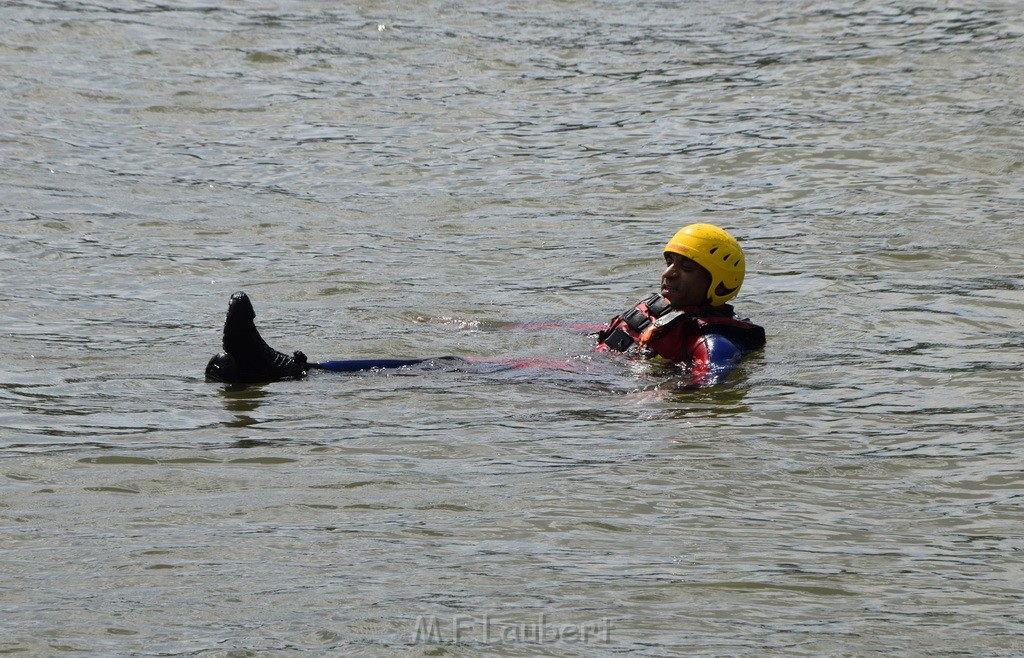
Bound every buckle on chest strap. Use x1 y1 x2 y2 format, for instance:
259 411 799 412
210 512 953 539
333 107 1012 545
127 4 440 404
602 327 635 352
622 306 653 332
645 294 672 317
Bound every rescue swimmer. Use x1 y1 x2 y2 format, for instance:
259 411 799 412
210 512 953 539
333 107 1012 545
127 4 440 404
595 223 765 387
205 223 765 387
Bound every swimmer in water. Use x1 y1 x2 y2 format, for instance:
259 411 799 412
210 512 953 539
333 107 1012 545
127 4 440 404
205 223 764 387
594 223 765 387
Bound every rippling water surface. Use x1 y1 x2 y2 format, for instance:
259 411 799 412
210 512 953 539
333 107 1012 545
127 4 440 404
2 0 1023 655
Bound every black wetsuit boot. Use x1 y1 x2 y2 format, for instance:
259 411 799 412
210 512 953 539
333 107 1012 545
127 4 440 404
205 292 309 383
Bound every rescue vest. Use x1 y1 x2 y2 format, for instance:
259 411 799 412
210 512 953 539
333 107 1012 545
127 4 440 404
596 293 765 360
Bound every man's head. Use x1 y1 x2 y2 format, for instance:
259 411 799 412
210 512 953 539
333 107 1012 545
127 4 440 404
661 224 745 308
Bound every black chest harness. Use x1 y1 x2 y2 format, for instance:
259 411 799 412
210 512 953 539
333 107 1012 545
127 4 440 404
598 293 689 352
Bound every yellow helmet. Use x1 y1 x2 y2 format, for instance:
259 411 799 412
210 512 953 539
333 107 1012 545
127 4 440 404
664 223 745 306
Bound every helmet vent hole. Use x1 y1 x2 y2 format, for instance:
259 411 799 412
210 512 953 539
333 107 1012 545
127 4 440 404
709 247 718 254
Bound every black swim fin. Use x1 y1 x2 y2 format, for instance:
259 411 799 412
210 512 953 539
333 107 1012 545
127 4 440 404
205 291 309 383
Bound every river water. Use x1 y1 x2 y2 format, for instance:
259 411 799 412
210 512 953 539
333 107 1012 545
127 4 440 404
2 0 1023 655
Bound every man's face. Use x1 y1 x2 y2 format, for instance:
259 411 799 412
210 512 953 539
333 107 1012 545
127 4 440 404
660 252 712 308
